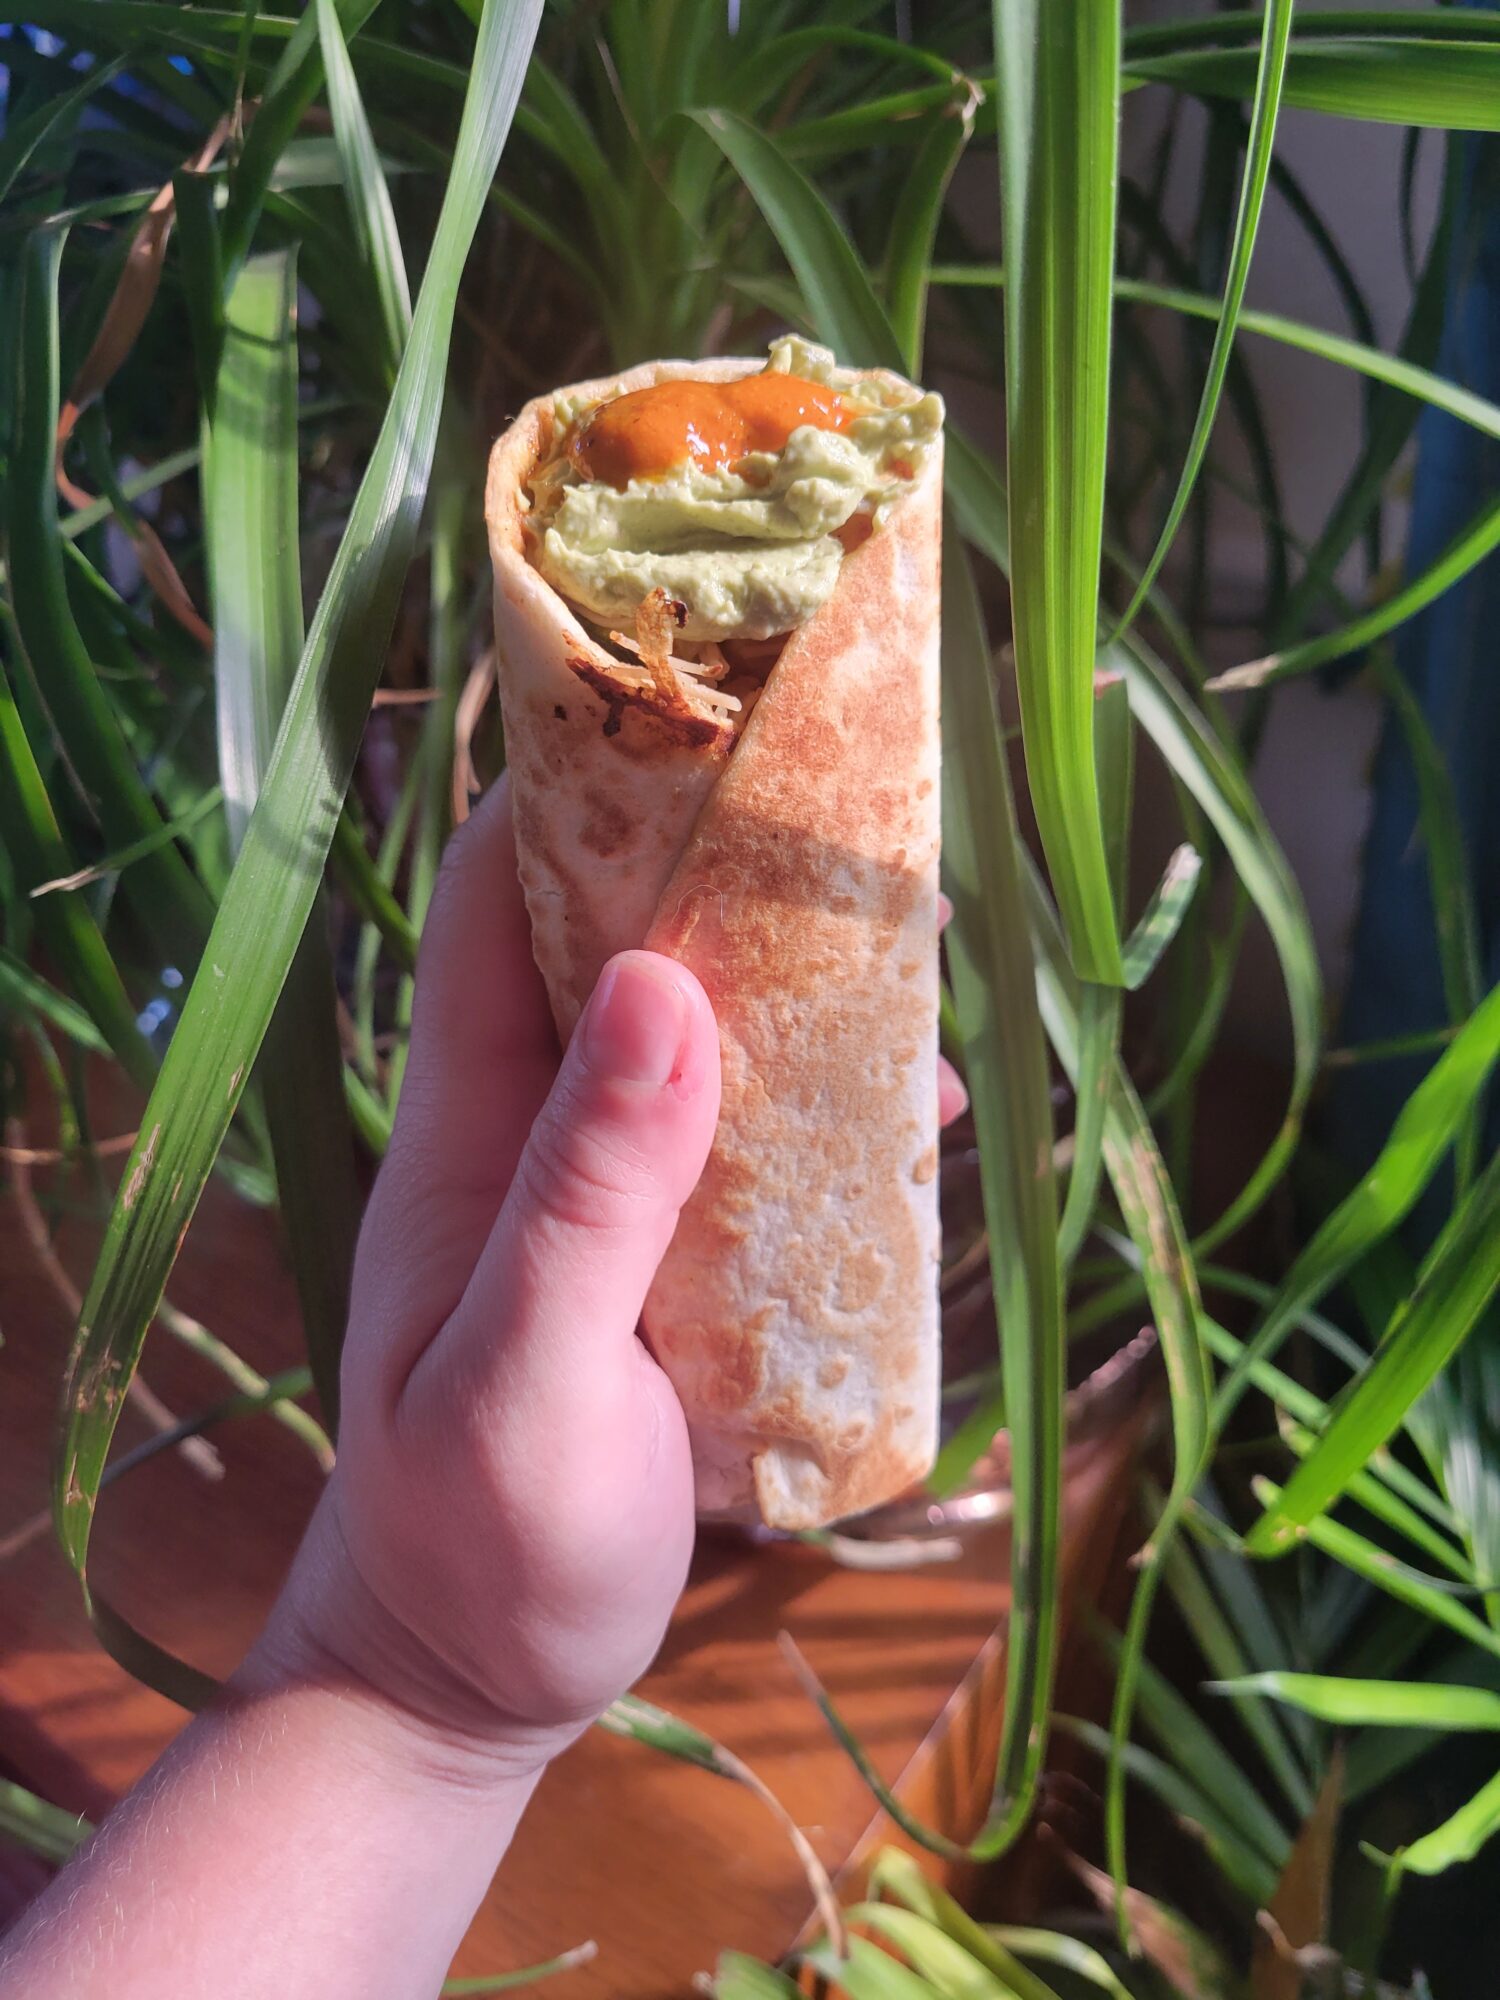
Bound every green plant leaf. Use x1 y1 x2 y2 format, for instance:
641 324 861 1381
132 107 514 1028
1125 11 1500 59
315 0 412 383
1155 1495 1315 1817
1058 677 1130 1268
1130 37 1500 133
867 1850 1062 2000
1220 1672 1500 1883
992 0 1123 984
439 1945 597 1996
1254 1478 1500 1665
1094 1625 1293 1875
1279 1416 1476 1584
983 1930 1132 2000
802 1937 943 2000
1058 1716 1280 1908
1023 860 1211 1928
1200 1293 1465 1546
0 1778 91 1866
1110 278 1500 558
331 805 419 974
0 51 127 206
1246 1151 1500 1555
1110 636 1321 1252
941 542 1064 1855
0 948 108 1056
1380 1767 1500 1877
205 245 363 1434
708 1955 804 2000
9 227 214 977
219 0 385 280
1244 493 1500 694
1120 843 1202 990
844 1906 1027 1999
1211 1671 1500 1733
0 655 154 1088
53 0 543 1675
686 108 904 371
597 1694 841 1946
884 94 977 377
1111 0 1294 642
1375 649 1485 1040
1214 977 1500 1437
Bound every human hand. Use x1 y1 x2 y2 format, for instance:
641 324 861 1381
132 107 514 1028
257 775 722 1778
255 779 968 1783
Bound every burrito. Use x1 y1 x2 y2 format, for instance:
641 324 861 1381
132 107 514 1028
485 338 944 1529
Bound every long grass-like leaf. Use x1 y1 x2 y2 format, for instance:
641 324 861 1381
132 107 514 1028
1130 37 1500 132
1125 11 1500 59
1212 1671 1500 1733
1247 1152 1500 1555
1111 636 1321 1250
1058 677 1129 1274
708 1956 803 2000
941 543 1065 1854
1112 0 1294 641
884 95 976 377
597 1694 842 1949
683 115 1063 1859
1157 1489 1316 1816
9 228 213 975
0 1779 90 1867
983 1930 1131 2000
687 109 903 371
1376 656 1486 1187
439 1944 598 1995
868 1848 1064 2000
0 51 127 206
315 0 412 383
206 246 363 1434
1023 862 1211 1925
1058 1716 1281 1907
845 1904 1057 2000
1254 1478 1500 1665
1120 843 1201 990
1216 1672 1500 1881
54 0 543 1678
1094 1623 1293 1875
218 0 383 279
1214 977 1500 1433
0 656 154 1087
1114 277 1500 482
993 0 1124 984
1229 492 1500 691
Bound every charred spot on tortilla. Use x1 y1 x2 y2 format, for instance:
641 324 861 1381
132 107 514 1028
566 655 726 751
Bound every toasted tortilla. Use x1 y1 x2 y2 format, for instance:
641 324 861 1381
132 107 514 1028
485 357 941 1529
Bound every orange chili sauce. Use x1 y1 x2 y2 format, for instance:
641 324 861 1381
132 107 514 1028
568 373 857 488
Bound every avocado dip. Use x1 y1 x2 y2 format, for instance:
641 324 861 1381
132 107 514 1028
525 338 943 644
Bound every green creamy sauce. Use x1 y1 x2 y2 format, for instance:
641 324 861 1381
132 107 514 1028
530 339 943 643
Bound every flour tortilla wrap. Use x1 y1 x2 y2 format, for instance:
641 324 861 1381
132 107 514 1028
485 356 941 1529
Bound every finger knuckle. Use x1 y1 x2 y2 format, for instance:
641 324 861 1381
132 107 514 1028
520 1095 663 1233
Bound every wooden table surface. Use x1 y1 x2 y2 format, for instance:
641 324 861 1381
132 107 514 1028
1 1133 1144 1995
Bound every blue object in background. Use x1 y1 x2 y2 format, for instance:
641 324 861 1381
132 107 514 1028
1331 130 1500 1203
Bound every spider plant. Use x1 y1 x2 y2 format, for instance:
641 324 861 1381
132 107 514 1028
2 1 1499 1992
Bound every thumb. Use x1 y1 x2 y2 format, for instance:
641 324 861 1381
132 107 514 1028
440 951 720 1391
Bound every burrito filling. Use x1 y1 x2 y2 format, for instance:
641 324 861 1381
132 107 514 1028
526 339 942 650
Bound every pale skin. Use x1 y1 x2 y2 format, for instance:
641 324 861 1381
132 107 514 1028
0 777 966 1998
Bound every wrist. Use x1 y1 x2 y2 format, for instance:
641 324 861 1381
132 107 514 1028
242 1487 583 1798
